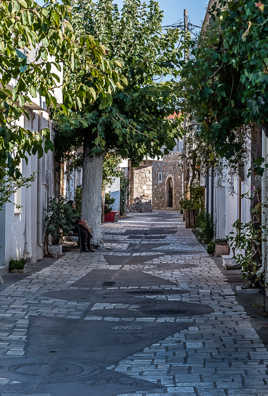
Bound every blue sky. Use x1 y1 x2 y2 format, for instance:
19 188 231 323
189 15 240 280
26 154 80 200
38 1 208 28
115 0 209 28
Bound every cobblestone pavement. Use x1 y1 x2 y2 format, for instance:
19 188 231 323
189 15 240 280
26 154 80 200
0 211 268 396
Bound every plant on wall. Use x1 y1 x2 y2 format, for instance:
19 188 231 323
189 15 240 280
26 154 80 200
179 186 205 212
178 125 219 192
181 0 267 164
228 190 265 288
195 210 214 244
228 219 265 288
0 0 103 208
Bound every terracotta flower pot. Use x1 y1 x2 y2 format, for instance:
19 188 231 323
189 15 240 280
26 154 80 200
214 243 230 257
104 211 116 222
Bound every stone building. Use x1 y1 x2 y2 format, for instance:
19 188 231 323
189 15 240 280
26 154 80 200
129 152 183 211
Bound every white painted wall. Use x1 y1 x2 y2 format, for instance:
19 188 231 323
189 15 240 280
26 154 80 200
105 177 120 212
0 53 62 269
224 174 238 237
212 159 251 241
3 111 55 266
64 166 83 201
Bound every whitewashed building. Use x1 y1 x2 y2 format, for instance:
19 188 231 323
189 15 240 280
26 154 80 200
0 61 63 271
201 0 267 284
205 160 251 241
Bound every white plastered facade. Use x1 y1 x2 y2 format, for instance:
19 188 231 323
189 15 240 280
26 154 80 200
206 156 251 241
1 110 55 268
0 57 63 270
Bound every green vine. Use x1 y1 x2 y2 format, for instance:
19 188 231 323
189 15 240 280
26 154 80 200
181 0 267 162
228 219 265 288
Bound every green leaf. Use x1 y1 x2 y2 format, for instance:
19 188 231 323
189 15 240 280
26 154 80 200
18 0 28 8
29 86 37 98
88 87 97 101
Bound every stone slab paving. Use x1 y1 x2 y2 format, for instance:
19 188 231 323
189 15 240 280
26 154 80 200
0 211 267 395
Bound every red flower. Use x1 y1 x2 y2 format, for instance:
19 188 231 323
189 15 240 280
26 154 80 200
255 2 264 12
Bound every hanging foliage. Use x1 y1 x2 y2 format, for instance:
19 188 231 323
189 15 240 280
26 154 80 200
0 0 115 208
54 0 185 243
181 0 267 161
55 0 185 164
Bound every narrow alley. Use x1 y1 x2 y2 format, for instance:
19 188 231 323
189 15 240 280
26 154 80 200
0 211 268 396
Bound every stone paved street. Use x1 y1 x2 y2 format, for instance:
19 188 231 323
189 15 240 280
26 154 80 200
0 211 268 396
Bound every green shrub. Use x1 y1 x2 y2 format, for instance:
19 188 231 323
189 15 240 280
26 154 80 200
190 186 205 209
9 258 26 272
179 186 205 212
207 241 215 255
44 196 76 245
179 198 197 210
104 193 115 214
228 220 265 288
196 210 214 243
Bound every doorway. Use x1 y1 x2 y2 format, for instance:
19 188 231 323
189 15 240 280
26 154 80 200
166 177 174 208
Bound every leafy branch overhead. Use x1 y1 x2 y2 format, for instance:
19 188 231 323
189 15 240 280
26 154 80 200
181 0 267 161
55 0 185 163
1 0 68 169
0 0 117 207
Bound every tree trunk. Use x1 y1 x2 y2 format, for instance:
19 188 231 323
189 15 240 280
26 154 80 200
82 147 104 246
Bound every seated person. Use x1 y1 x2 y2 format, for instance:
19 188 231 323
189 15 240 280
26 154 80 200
75 217 95 252
66 200 95 252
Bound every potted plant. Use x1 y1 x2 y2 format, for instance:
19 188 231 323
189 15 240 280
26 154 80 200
104 193 116 222
9 258 26 273
195 210 214 244
207 241 215 255
214 239 230 256
44 196 75 257
179 186 205 228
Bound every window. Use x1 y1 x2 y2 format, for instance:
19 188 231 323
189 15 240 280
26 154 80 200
158 172 163 183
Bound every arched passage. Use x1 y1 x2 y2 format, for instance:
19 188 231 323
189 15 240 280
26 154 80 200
166 177 174 208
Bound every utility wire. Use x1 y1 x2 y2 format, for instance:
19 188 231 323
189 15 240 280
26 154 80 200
163 20 201 33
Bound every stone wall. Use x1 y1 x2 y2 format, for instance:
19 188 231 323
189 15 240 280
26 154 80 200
128 162 152 212
129 155 183 212
133 164 152 201
152 154 182 210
